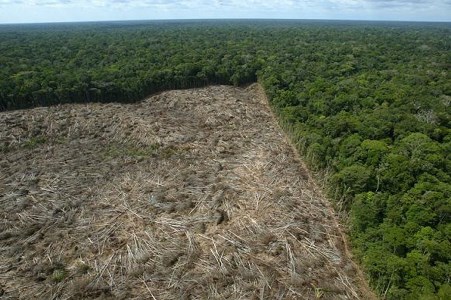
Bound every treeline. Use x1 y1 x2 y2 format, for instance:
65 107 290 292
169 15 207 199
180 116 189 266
0 20 450 299
258 22 450 300
0 21 261 110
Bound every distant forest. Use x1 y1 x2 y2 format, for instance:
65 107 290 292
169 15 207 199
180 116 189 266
1 20 450 299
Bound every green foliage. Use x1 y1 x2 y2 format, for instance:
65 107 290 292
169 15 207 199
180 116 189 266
357 140 389 167
51 268 67 283
352 192 386 232
333 165 373 200
1 20 450 299
24 136 48 149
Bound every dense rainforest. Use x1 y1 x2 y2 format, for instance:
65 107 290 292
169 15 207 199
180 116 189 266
0 20 450 299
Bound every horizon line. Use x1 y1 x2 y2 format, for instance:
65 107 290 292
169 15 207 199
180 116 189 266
1 17 450 26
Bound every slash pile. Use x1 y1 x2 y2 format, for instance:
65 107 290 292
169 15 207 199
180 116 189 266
0 84 373 299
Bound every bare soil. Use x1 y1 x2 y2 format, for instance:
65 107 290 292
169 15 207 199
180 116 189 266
0 84 373 299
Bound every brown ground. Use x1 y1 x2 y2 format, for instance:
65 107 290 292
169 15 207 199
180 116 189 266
0 84 373 299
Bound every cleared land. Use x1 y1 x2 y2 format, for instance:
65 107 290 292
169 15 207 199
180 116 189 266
0 84 372 299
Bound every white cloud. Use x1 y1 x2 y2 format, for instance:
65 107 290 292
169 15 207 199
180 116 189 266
0 0 445 8
0 0 449 23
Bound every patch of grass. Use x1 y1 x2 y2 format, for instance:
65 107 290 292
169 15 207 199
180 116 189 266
55 136 69 145
160 145 178 159
1 136 67 154
24 136 47 149
75 262 90 275
103 143 183 160
0 143 12 153
51 268 67 283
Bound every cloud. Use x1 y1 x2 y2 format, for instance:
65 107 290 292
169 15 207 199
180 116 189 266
0 0 449 22
362 0 431 8
0 0 23 4
0 0 447 8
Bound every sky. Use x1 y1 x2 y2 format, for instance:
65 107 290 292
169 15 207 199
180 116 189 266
0 0 450 24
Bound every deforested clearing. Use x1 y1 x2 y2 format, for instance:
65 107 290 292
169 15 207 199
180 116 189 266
0 84 373 299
